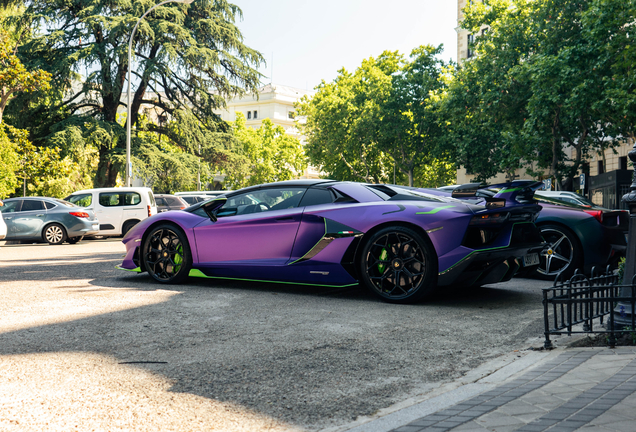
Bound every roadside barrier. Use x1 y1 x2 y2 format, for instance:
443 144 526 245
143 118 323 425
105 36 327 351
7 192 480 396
543 266 636 349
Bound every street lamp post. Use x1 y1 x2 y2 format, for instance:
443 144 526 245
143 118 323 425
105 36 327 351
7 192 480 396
616 140 636 327
126 0 194 187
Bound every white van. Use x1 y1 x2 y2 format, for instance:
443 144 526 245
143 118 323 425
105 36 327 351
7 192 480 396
65 187 157 237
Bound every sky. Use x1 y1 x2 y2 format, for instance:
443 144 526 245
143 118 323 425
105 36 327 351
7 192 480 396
231 0 458 91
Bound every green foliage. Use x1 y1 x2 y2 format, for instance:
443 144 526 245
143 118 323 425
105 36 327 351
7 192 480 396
447 0 635 185
3 124 88 197
297 47 455 187
0 124 19 197
9 0 264 187
225 113 307 189
0 27 51 124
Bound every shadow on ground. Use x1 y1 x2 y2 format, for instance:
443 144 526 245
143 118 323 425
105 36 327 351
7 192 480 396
0 250 547 430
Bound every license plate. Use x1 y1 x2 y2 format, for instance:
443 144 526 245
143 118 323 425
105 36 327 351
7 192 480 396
523 253 540 267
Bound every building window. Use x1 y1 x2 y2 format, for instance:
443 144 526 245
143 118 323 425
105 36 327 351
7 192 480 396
467 34 474 58
598 160 605 175
253 110 258 119
288 111 295 119
247 111 251 120
620 156 628 170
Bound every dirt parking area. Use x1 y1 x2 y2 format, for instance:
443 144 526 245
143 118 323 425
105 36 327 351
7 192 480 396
0 239 548 431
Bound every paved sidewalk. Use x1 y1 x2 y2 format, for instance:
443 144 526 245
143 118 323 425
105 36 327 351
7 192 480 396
339 348 636 432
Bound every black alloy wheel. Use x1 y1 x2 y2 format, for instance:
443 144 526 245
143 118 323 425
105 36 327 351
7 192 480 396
43 223 67 245
142 224 192 283
536 224 582 280
359 226 437 303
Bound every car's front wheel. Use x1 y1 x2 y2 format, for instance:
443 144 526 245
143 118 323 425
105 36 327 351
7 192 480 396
142 224 192 283
358 226 437 303
43 223 67 245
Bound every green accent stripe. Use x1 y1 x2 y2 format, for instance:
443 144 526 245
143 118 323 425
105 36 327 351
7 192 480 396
188 268 358 288
438 222 534 275
416 205 455 215
115 265 141 273
499 187 523 193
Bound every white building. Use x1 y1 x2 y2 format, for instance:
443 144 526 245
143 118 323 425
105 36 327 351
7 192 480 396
215 83 320 179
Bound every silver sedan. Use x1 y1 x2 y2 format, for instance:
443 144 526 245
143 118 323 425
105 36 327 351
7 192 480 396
0 197 99 245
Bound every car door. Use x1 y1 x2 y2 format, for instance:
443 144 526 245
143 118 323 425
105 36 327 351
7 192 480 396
10 199 47 239
194 187 306 267
96 192 125 233
0 200 22 239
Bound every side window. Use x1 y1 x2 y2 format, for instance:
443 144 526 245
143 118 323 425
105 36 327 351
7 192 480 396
0 200 21 213
21 199 45 211
67 194 92 207
123 192 141 205
217 188 306 218
44 201 56 209
298 188 334 207
99 193 120 207
156 198 165 206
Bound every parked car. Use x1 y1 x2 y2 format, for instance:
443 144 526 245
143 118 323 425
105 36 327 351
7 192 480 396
535 190 604 208
154 194 188 212
118 179 545 303
0 197 99 245
64 187 157 237
177 194 211 206
431 184 628 280
0 201 6 241
175 190 229 201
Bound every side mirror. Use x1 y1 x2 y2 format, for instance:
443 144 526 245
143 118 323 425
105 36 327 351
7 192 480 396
201 197 228 222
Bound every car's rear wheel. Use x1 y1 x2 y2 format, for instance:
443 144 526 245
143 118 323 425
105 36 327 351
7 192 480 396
67 236 84 244
43 223 67 245
358 226 437 303
142 224 192 283
536 224 582 280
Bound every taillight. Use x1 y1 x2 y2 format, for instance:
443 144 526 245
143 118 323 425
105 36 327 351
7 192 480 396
584 210 603 223
179 206 186 210
469 212 510 225
147 205 152 217
70 211 89 218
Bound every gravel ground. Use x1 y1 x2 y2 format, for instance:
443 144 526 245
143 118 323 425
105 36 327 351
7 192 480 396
0 239 548 431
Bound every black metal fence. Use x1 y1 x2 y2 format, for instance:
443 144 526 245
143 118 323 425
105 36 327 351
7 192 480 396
543 267 636 348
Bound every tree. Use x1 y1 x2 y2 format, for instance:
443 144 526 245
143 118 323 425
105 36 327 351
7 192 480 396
296 63 394 184
377 45 454 187
297 48 454 187
225 112 307 189
449 0 626 187
12 0 264 186
0 28 50 124
0 124 19 197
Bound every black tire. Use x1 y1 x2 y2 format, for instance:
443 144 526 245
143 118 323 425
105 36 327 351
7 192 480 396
67 236 84 244
43 223 67 245
142 224 192 284
122 220 138 237
358 226 437 304
535 224 582 280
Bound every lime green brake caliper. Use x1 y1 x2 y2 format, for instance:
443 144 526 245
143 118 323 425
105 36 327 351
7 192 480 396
378 248 388 273
173 244 183 273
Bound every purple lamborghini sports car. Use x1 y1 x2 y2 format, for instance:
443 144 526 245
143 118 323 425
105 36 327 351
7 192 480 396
117 179 545 303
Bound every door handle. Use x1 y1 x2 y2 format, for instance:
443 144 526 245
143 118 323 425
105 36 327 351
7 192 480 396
275 216 295 222
36 214 44 217
4 216 12 220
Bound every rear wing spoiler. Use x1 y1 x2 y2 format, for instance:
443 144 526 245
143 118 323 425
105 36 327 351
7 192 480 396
452 180 545 209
